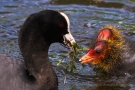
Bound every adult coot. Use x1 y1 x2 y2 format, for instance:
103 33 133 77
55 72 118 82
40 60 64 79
0 10 76 90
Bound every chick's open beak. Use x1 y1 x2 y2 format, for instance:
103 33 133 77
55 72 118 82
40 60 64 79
79 49 97 64
79 54 94 64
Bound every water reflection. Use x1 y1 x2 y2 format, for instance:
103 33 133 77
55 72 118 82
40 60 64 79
51 0 124 8
51 0 135 12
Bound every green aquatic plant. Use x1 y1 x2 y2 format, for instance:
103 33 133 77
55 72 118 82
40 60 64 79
57 43 88 73
56 43 88 84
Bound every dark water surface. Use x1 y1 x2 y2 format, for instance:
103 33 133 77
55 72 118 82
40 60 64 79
0 0 135 90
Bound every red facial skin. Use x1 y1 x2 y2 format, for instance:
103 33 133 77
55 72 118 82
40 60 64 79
80 29 111 64
96 29 111 42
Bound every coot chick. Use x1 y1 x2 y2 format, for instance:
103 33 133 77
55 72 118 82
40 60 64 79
80 25 135 75
0 10 76 90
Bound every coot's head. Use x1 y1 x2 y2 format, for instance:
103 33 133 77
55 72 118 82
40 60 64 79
80 25 125 71
40 10 76 50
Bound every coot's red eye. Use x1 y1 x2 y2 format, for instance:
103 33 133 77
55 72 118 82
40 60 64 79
60 24 64 28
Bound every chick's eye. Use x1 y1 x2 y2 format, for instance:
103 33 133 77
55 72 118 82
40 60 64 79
96 49 102 54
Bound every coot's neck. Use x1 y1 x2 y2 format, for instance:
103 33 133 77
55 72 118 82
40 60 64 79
21 35 57 88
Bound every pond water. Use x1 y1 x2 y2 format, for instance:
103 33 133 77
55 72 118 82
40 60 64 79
0 0 135 90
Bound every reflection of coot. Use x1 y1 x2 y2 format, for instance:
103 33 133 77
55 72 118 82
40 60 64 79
0 10 76 90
